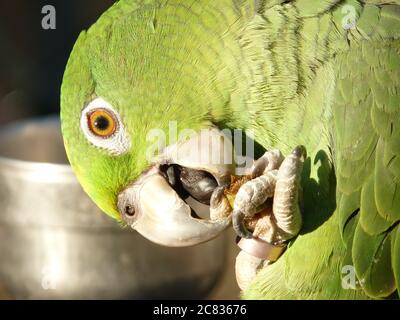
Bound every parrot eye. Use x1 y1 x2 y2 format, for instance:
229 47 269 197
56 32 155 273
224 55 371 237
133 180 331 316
80 97 131 155
87 109 116 138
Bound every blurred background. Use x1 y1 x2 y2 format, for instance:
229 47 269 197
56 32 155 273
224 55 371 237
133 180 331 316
0 0 114 125
0 0 240 299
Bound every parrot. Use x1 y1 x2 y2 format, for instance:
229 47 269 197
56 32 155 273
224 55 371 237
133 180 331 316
60 0 400 299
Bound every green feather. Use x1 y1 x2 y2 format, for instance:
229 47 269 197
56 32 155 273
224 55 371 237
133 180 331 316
353 222 396 297
360 175 393 235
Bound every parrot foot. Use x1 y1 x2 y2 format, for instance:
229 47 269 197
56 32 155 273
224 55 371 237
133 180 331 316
232 146 306 244
233 146 306 291
235 250 269 291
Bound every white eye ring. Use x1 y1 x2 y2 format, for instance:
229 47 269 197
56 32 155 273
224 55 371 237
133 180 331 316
80 97 131 155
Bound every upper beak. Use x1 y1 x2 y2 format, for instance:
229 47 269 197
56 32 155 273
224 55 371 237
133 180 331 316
117 128 235 247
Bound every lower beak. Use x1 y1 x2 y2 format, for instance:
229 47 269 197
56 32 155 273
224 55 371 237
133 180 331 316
123 172 231 247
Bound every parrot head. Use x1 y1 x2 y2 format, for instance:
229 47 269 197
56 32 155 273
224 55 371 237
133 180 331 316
60 2 242 247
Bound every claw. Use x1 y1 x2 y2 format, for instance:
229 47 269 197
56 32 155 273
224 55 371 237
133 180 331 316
292 145 307 161
232 209 253 239
251 149 284 178
210 186 232 220
251 157 269 178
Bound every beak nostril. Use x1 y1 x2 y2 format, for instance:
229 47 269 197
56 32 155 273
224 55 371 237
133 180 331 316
117 190 138 223
124 205 135 217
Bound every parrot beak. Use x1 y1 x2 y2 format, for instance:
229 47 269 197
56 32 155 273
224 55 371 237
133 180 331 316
117 128 235 247
119 172 231 247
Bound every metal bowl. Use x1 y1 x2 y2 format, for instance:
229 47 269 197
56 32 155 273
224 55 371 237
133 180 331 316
0 116 228 299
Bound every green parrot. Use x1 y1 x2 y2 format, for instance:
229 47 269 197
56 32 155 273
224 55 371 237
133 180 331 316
60 0 400 299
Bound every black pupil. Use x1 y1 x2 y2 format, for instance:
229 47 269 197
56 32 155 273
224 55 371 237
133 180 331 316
94 116 110 131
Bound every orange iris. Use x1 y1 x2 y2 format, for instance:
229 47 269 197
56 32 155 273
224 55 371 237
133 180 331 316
87 109 116 138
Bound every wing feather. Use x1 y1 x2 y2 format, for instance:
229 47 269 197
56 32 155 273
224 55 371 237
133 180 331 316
336 38 400 298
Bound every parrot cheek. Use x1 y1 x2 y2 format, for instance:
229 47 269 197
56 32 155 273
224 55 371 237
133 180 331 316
118 172 231 247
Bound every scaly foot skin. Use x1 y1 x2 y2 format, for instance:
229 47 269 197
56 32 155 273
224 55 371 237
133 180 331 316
209 149 284 223
250 149 284 178
234 146 307 291
233 146 306 244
